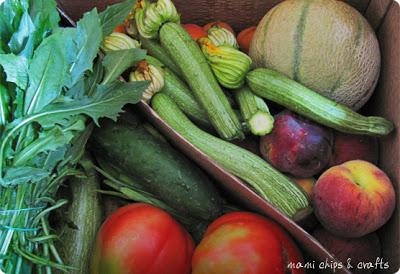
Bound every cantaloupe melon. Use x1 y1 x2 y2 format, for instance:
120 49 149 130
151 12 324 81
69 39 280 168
249 0 381 110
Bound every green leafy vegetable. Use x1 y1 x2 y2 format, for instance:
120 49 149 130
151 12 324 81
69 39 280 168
99 0 135 36
0 53 29 89
102 48 147 83
0 0 146 272
64 9 103 88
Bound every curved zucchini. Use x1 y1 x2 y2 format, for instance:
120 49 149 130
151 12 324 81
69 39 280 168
247 68 394 136
151 93 310 219
162 68 210 127
159 22 244 140
139 36 183 77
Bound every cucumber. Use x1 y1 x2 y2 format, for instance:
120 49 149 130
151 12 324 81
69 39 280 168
247 68 394 136
159 22 244 140
91 116 222 221
151 93 310 219
58 155 102 274
139 36 183 77
235 86 274 136
162 68 211 127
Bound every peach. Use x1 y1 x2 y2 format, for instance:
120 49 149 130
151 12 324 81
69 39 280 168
313 227 381 274
329 132 379 167
260 111 333 178
313 160 395 238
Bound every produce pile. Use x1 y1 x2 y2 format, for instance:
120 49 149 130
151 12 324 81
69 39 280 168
0 0 396 273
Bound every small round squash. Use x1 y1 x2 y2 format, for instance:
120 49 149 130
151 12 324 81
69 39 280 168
249 0 381 110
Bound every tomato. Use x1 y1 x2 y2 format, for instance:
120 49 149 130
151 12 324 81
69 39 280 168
92 203 194 274
192 212 304 274
182 24 208 40
113 24 126 34
204 21 235 35
237 26 256 54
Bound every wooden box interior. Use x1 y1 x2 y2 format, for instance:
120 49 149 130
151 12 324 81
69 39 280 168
57 0 400 272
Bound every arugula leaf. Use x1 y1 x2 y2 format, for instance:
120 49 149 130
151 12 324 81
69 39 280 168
64 9 102 88
8 11 35 54
85 60 104 97
13 120 85 166
38 80 148 126
0 0 29 43
28 0 59 30
23 31 68 114
102 48 146 84
99 0 135 36
0 80 147 171
0 167 49 186
0 53 28 89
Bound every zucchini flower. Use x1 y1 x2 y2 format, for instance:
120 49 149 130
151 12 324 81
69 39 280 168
199 38 252 89
124 10 139 38
135 0 180 39
102 32 141 52
129 60 165 102
207 26 238 48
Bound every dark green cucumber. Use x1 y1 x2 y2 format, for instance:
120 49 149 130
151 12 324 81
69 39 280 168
151 93 310 219
58 155 102 274
139 36 183 77
91 117 222 221
235 86 274 136
247 68 394 136
159 22 244 140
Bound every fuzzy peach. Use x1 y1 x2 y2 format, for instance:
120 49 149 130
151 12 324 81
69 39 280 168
313 160 395 238
329 132 379 167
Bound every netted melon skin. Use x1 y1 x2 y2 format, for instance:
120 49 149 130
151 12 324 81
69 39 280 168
249 0 381 111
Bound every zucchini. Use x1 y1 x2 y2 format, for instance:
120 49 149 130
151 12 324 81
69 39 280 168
58 155 102 274
159 22 244 140
247 68 394 136
151 93 310 219
162 68 211 127
91 116 223 221
235 86 274 136
139 36 183 77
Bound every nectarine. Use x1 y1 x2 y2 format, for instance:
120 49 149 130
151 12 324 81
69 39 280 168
260 111 333 178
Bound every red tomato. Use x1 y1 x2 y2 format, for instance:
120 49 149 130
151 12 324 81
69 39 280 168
204 21 235 35
192 212 304 274
92 203 194 274
237 26 256 54
182 24 207 40
113 24 126 34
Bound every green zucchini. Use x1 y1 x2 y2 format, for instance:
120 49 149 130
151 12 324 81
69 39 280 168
151 93 310 219
58 155 102 274
139 36 183 77
235 86 274 136
162 68 211 127
247 68 394 136
159 22 244 140
91 116 222 221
